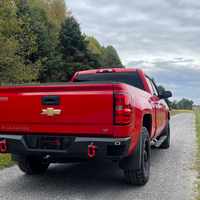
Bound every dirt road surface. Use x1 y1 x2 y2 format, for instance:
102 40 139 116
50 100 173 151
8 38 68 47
0 113 197 200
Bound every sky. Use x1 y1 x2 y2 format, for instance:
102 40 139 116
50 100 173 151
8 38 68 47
66 0 200 105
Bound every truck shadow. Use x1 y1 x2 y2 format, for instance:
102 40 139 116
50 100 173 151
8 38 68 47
4 148 169 198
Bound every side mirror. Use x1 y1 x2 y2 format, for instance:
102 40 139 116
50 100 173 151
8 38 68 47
161 91 172 99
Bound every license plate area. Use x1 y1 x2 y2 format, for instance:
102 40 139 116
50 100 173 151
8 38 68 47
41 137 63 150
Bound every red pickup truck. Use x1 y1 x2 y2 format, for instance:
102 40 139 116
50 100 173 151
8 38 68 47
0 68 172 185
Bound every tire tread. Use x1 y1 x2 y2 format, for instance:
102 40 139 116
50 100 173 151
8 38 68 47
124 127 150 185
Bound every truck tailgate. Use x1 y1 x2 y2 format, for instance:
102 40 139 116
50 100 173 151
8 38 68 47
0 83 114 135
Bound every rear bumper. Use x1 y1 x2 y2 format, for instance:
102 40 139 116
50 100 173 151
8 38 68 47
0 134 131 161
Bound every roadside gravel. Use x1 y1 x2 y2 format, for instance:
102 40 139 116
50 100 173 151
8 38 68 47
0 113 197 200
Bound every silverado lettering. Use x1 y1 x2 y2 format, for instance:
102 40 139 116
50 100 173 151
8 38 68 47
2 126 29 130
0 68 172 185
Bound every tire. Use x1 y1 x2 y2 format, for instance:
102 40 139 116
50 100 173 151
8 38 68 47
17 156 50 174
158 120 170 148
124 127 151 185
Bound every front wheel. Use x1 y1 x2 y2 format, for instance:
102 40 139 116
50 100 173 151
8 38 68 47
124 127 151 185
18 156 50 174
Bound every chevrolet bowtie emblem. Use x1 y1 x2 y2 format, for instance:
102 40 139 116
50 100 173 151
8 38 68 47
41 108 61 116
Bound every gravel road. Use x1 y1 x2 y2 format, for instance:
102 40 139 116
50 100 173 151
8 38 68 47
0 113 197 200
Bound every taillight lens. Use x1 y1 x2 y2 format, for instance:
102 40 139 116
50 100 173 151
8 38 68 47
115 93 132 125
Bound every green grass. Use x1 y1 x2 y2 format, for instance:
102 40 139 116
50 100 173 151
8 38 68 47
170 109 194 116
0 154 16 170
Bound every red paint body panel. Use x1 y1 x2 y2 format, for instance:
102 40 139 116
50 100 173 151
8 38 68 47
0 84 114 135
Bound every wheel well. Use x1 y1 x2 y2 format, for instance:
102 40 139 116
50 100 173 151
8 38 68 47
143 114 151 135
168 112 170 120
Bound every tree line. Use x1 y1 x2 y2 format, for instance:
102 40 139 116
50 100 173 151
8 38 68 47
0 0 124 85
170 99 194 110
156 84 194 110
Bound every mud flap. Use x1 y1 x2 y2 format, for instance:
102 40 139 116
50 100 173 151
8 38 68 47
119 132 142 170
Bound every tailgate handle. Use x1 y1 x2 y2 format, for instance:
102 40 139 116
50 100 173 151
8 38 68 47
42 96 60 106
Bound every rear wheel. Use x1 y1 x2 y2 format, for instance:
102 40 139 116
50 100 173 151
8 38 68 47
124 127 150 185
18 156 50 174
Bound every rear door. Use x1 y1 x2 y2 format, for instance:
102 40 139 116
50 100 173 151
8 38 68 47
145 77 157 138
150 80 166 134
147 78 165 136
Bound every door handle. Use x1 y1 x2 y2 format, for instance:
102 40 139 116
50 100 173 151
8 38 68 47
42 96 60 105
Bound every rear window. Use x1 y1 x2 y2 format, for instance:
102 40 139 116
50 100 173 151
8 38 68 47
73 72 145 90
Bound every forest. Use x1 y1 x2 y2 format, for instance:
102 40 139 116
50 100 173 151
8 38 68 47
0 0 124 85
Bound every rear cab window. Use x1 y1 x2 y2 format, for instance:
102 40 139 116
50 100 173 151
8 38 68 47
73 72 145 91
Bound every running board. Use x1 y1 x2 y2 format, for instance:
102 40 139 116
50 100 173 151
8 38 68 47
154 136 167 147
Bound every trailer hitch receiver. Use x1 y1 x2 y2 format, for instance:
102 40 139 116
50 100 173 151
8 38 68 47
87 142 97 157
0 139 7 152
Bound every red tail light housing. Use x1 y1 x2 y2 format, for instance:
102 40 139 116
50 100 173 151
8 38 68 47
114 93 132 125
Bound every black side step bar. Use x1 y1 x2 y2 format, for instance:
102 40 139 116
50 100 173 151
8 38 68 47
150 135 167 148
152 136 167 148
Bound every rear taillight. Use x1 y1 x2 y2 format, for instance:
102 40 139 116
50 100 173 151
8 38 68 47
115 93 132 125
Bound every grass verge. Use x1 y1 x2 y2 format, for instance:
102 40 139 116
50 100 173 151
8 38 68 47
0 154 16 170
170 109 194 116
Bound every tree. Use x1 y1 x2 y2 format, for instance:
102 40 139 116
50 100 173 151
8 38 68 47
47 0 68 23
27 1 62 82
193 104 200 110
85 36 102 55
0 0 39 85
171 100 178 109
102 45 124 68
85 36 124 69
100 46 107 57
29 0 69 24
170 98 194 110
178 98 194 110
58 16 102 81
